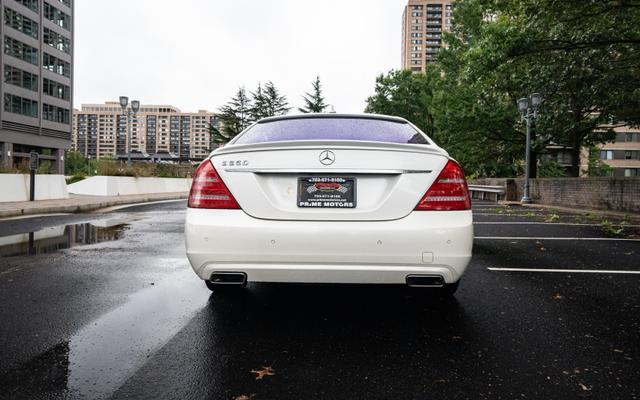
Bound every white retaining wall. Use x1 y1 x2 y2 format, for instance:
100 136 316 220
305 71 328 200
68 176 192 196
0 174 69 202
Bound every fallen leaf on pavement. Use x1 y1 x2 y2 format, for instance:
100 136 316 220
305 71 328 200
613 349 623 353
579 383 591 391
251 366 276 380
233 395 254 400
553 293 563 300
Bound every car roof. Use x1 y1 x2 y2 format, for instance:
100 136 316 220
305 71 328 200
257 113 409 124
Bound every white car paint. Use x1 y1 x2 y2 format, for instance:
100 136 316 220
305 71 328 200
185 114 473 287
186 209 473 284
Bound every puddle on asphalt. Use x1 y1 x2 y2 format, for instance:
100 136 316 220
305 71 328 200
0 267 209 399
0 222 128 257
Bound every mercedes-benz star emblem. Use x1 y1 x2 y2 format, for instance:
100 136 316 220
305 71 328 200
319 150 335 166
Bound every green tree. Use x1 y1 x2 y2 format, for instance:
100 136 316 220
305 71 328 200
364 69 438 136
216 87 252 143
263 81 290 116
64 150 87 175
586 146 613 177
299 76 328 113
249 83 270 121
444 0 640 177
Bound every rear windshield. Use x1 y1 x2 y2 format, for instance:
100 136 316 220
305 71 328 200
232 117 430 145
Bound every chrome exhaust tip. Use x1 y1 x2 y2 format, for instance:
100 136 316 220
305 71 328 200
209 272 247 286
406 274 445 288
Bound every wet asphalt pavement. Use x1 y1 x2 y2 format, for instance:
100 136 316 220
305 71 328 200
0 200 638 399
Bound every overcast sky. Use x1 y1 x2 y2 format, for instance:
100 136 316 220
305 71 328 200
74 0 408 114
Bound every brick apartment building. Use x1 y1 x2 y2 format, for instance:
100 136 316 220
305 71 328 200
72 102 220 162
401 0 454 72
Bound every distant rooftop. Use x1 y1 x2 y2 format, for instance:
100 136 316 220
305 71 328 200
78 101 213 114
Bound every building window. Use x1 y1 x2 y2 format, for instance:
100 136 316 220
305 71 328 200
624 168 639 177
3 36 38 65
43 103 70 124
600 150 614 160
4 93 38 117
43 77 70 100
626 132 640 142
4 64 38 91
43 53 70 77
44 27 71 54
44 2 71 30
15 0 38 13
55 0 71 7
4 7 39 39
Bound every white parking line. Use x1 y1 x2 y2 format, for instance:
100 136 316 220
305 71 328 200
474 222 640 227
488 267 640 275
475 236 640 242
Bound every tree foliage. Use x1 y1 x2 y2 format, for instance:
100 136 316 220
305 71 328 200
366 0 640 177
216 87 252 143
299 76 328 113
215 82 290 145
64 150 88 176
365 69 437 136
263 81 290 116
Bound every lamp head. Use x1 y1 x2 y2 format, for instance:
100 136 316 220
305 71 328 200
131 100 140 113
517 97 530 115
530 93 543 109
119 96 129 110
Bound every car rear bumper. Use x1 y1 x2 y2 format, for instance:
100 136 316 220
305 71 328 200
185 209 473 284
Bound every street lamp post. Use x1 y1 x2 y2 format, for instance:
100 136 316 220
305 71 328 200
119 96 140 166
517 93 543 204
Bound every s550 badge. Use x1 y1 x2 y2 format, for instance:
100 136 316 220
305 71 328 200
221 160 249 167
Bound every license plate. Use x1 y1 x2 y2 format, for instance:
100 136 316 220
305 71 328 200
297 177 356 208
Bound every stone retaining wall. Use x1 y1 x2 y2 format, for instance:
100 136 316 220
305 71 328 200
472 177 640 213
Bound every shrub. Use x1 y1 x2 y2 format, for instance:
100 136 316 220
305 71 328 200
66 174 86 185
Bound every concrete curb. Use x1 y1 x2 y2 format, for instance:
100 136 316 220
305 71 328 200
0 192 188 219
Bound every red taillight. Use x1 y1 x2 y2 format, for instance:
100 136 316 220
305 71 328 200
415 160 471 211
188 160 240 209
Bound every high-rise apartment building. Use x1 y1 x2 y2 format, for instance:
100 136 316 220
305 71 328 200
0 0 73 173
401 0 454 72
72 102 219 162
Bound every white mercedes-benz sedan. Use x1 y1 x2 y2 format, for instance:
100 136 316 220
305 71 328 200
185 114 473 295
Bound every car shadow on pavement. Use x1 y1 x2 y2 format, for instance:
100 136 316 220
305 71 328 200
197 284 485 399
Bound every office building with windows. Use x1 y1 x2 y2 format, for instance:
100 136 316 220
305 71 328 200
72 102 219 162
401 0 454 72
0 0 73 173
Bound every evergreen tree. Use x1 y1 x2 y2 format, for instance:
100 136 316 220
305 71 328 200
299 76 328 113
264 81 290 116
215 87 252 143
249 83 270 122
